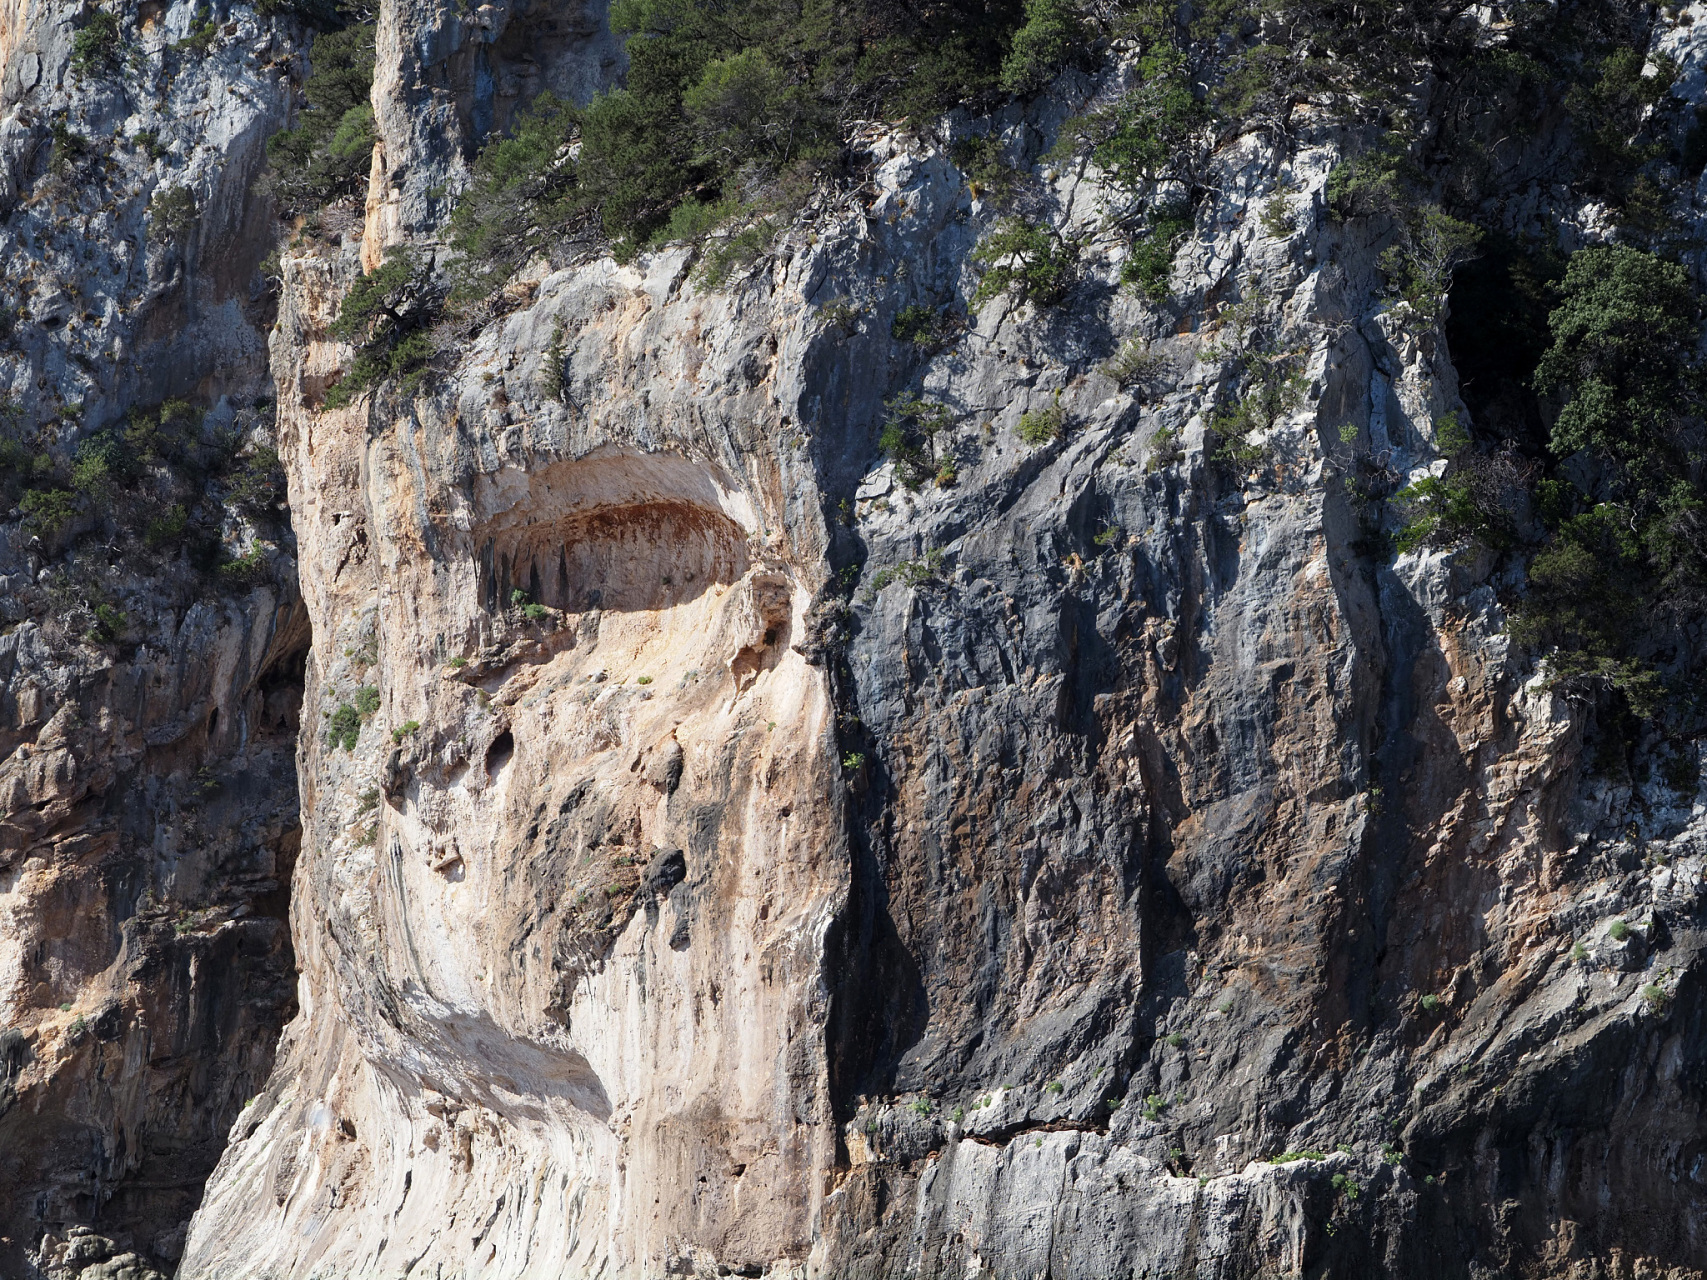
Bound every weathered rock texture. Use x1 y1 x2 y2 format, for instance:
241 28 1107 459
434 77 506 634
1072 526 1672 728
0 2 308 1275
1 0 1704 1276
170 1 1707 1275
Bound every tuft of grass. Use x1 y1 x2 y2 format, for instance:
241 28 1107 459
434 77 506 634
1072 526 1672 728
1608 919 1632 942
1268 1150 1328 1164
391 720 421 744
1045 1080 1063 1094
1642 983 1669 1012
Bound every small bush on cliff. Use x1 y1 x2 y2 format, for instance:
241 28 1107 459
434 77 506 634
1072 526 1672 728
879 394 955 488
971 219 1078 309
325 248 439 407
147 186 199 246
71 9 125 79
1000 0 1085 95
449 94 583 302
264 22 376 215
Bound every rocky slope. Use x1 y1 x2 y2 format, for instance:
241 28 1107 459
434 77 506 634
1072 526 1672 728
167 3 1707 1279
0 3 308 1276
1 0 1704 1277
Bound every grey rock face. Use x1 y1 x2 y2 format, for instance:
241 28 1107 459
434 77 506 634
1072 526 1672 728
0 3 311 1275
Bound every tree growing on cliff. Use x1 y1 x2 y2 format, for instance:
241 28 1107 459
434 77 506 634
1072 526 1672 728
263 21 376 215
325 248 439 407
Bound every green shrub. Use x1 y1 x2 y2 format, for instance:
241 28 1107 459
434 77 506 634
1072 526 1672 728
219 545 269 587
1641 982 1668 1011
328 703 361 750
448 93 582 302
1268 1150 1327 1164
147 186 199 245
1017 400 1064 445
892 305 947 347
1379 205 1481 327
971 218 1077 308
71 9 124 78
1057 46 1203 196
1607 919 1631 942
1419 993 1441 1013
49 119 93 176
324 248 437 406
697 218 775 287
1000 0 1084 94
1330 1172 1361 1200
264 22 376 215
173 7 221 54
226 447 287 517
1534 246 1699 505
19 488 77 540
1045 1080 1064 1094
880 393 955 487
354 685 380 716
866 550 946 597
391 720 421 743
1566 47 1676 185
1120 203 1193 302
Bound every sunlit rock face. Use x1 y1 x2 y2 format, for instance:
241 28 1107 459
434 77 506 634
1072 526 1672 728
164 2 1707 1278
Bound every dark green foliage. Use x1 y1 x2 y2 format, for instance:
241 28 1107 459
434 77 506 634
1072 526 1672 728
328 685 380 750
951 134 1025 204
1378 205 1481 326
1000 0 1084 94
1207 292 1303 464
173 8 222 55
1061 48 1204 197
879 394 955 488
1534 246 1700 506
19 488 77 542
971 218 1077 308
1566 47 1677 187
452 0 1029 266
147 186 198 245
328 703 361 750
1511 505 1663 714
448 94 582 302
226 447 288 517
49 119 93 177
1017 400 1064 445
325 249 438 407
71 9 124 78
1120 202 1192 301
264 23 376 215
891 305 955 349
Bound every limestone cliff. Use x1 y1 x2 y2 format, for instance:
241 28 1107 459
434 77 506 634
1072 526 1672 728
177 1 1707 1276
2 0 1706 1277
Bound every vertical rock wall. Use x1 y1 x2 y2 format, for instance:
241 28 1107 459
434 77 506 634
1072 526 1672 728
0 3 308 1275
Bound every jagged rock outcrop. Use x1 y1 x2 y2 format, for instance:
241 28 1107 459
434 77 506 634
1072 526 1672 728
0 3 309 1275
170 4 1707 1278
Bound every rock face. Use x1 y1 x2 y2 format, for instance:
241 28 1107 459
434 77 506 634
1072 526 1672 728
171 4 1707 1278
0 0 1703 1278
0 3 307 1275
